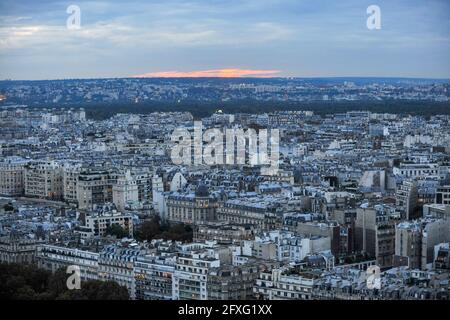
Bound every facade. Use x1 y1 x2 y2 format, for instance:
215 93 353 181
421 218 450 269
396 179 418 220
133 255 176 300
172 250 220 300
62 162 82 204
393 218 450 270
436 186 450 205
98 243 150 299
254 267 318 300
217 198 280 232
36 244 99 280
393 163 440 179
252 230 331 263
166 185 218 225
395 222 422 269
207 264 259 300
24 160 63 200
0 235 42 264
355 207 396 268
434 243 450 270
0 157 26 196
133 172 152 203
76 169 116 210
84 208 133 237
193 222 255 244
113 171 139 211
295 221 341 257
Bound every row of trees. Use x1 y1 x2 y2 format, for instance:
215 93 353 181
0 263 129 300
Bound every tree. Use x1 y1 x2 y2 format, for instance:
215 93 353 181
3 203 14 212
134 216 193 242
134 218 160 241
0 263 130 300
105 224 129 239
56 280 129 300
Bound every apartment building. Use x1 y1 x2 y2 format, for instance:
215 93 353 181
193 221 255 244
112 171 139 211
207 264 259 300
98 242 150 299
133 171 152 203
76 169 116 210
254 266 318 300
396 179 419 220
62 162 82 204
394 218 450 270
217 197 280 232
394 221 422 269
393 163 440 179
84 207 133 237
24 160 63 200
355 207 396 268
421 218 450 269
251 230 331 263
36 244 99 280
172 249 220 300
0 157 26 196
436 185 450 205
133 255 176 300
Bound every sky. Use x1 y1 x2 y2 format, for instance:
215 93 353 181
0 0 449 80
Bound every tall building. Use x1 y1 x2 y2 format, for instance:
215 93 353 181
436 185 450 205
62 162 82 204
394 218 450 270
152 175 164 215
421 218 450 269
76 169 116 210
113 171 139 211
133 255 176 300
355 207 396 268
394 221 422 269
133 172 152 203
0 157 26 196
172 249 220 300
24 160 63 200
396 179 419 220
98 242 150 299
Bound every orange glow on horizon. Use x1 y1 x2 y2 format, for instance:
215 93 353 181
132 68 281 78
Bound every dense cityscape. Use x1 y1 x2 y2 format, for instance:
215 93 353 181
1 90 449 300
1 0 449 310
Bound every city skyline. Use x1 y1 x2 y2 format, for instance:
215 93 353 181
1 0 449 80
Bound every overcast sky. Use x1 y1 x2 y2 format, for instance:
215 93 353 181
0 0 449 80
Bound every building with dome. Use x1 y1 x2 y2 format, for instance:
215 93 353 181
166 184 219 225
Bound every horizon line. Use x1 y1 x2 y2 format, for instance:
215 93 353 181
2 76 450 82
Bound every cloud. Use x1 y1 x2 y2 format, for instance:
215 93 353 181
0 0 449 79
132 68 281 78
